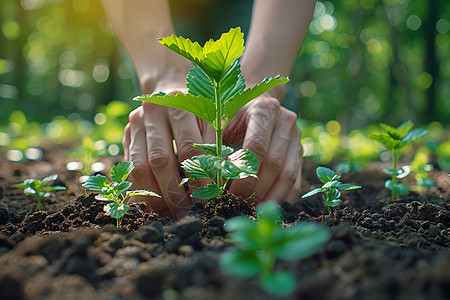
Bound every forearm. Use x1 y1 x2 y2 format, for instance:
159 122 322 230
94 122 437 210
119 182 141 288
101 0 192 93
241 0 316 99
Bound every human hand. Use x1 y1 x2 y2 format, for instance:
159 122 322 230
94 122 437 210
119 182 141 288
122 86 216 219
223 94 303 204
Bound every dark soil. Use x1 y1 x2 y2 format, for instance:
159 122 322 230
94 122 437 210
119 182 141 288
0 148 449 300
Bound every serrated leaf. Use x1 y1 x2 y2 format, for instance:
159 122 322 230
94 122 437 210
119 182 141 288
220 249 261 279
112 181 133 195
134 93 216 129
277 222 330 261
223 76 289 124
193 143 234 156
223 149 259 179
402 128 428 145
111 162 134 183
260 271 297 296
220 60 246 104
316 166 337 183
301 188 324 198
159 34 205 66
181 155 222 180
191 184 223 199
186 65 215 99
126 190 161 197
104 202 129 219
202 27 245 80
82 175 110 191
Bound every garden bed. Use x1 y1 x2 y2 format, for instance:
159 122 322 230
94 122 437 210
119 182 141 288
0 147 449 300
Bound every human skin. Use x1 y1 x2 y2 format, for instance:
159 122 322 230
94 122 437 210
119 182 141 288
102 0 316 218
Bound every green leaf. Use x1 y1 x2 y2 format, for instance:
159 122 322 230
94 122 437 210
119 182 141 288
104 202 129 219
82 175 110 191
159 34 205 66
302 188 324 198
224 216 256 233
256 201 282 222
202 27 245 80
396 120 414 137
41 174 58 185
126 190 161 198
42 186 67 192
191 184 223 199
277 222 330 261
223 76 289 123
338 183 361 190
186 65 215 99
134 93 216 129
260 271 297 296
11 183 30 189
222 149 259 180
402 128 428 145
326 188 341 201
181 155 222 180
220 249 261 279
111 162 134 183
385 180 409 195
324 198 342 207
369 133 402 149
193 143 234 156
379 123 403 140
316 166 337 183
220 60 246 103
112 181 133 195
417 178 434 188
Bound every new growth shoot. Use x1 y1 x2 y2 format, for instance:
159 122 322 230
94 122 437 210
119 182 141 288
11 175 67 211
302 166 361 214
134 27 288 199
82 162 160 227
370 120 428 200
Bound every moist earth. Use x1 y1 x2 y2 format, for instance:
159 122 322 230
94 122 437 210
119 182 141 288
0 149 449 300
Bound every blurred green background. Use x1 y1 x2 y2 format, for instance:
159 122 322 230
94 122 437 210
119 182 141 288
1 0 449 127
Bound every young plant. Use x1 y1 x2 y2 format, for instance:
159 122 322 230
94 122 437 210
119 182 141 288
11 175 67 211
302 166 361 214
134 27 288 199
220 201 330 296
369 120 428 200
82 161 160 227
403 151 435 190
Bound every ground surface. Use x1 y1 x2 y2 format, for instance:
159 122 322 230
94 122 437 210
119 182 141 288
0 146 449 300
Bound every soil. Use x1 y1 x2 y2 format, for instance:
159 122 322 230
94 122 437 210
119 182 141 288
0 146 449 300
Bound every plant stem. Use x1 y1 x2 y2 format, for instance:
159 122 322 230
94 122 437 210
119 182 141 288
214 81 223 194
392 148 398 201
36 192 42 211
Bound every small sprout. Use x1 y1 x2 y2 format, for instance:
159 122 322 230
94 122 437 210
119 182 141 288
370 120 428 200
82 161 160 227
135 27 288 199
302 166 361 214
220 201 330 296
404 152 435 190
11 175 67 211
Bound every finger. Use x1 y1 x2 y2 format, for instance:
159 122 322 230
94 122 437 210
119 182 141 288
251 109 297 202
123 122 131 161
128 108 172 216
264 126 302 203
229 98 280 200
143 103 193 218
168 108 211 195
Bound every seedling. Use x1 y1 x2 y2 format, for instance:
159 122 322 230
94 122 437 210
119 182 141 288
403 152 435 190
82 161 160 227
134 27 288 199
220 201 330 296
370 120 428 200
302 166 361 214
11 175 67 211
